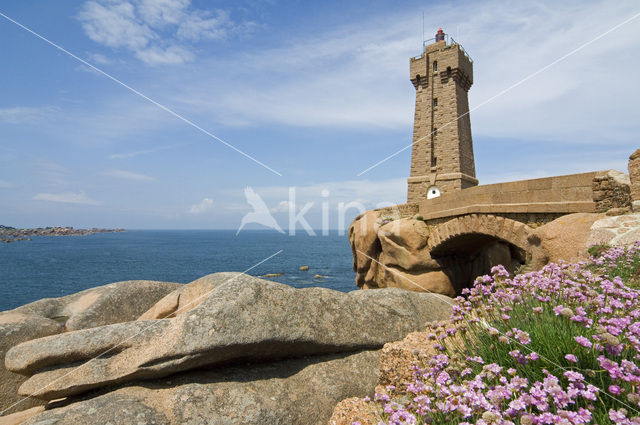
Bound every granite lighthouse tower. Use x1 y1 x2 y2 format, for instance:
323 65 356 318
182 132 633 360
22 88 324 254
407 28 478 203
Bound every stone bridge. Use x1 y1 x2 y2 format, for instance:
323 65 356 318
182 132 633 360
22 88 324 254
427 214 537 258
353 169 633 295
379 170 630 259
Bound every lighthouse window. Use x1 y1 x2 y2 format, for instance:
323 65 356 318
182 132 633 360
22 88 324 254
427 186 441 199
433 61 438 72
433 98 438 107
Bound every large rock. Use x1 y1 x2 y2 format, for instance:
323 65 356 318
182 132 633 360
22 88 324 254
328 323 456 425
350 215 457 296
328 326 451 425
535 213 604 263
0 314 62 415
0 280 180 417
21 350 381 425
138 274 223 320
377 218 437 271
376 217 453 294
9 279 181 331
349 210 382 289
0 406 44 425
6 273 452 401
375 267 455 296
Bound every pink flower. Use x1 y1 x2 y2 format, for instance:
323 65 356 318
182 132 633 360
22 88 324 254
563 370 585 382
574 336 592 348
565 354 578 363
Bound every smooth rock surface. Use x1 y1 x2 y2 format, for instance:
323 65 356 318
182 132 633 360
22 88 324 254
377 218 437 272
535 213 604 264
22 350 382 425
350 215 457 295
0 314 62 415
349 210 382 289
7 273 452 401
0 280 179 416
138 274 225 320
0 406 44 425
9 280 181 331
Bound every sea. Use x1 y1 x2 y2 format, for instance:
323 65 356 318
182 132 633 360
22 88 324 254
0 230 356 312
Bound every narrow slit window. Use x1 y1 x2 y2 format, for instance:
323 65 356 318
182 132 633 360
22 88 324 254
433 61 438 72
433 98 438 107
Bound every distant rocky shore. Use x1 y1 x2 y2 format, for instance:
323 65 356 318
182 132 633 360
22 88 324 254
0 225 125 243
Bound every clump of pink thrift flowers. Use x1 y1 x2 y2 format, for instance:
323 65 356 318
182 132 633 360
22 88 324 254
363 242 640 425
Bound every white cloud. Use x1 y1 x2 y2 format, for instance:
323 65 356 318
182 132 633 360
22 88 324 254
172 28 413 128
79 1 154 51
135 45 194 65
189 197 214 214
0 179 13 188
78 0 248 65
453 1 640 144
33 192 103 206
163 0 640 140
103 169 155 181
108 143 186 159
89 52 112 65
136 0 189 27
240 178 407 210
176 10 231 42
0 106 57 124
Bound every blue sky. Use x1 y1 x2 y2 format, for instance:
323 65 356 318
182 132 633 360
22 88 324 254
0 0 639 229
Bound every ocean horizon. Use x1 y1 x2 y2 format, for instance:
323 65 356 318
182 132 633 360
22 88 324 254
0 229 356 312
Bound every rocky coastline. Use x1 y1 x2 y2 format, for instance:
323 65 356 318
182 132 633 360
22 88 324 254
0 225 125 243
2 212 640 424
0 273 452 424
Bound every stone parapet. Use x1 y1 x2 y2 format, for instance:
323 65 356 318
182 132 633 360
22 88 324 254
421 201 596 222
592 170 631 212
417 172 599 220
374 203 419 220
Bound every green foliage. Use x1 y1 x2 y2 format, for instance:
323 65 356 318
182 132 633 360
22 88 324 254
588 243 612 258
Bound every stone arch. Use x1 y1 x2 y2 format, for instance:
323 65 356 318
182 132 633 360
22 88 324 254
427 214 539 293
428 214 536 255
